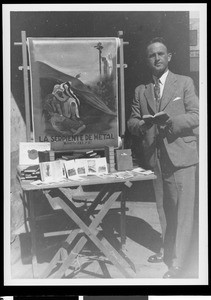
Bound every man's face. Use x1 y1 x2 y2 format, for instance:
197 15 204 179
146 42 172 77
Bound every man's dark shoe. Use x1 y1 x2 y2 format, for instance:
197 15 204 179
148 252 164 263
163 266 182 278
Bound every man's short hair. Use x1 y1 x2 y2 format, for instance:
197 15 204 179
146 37 170 53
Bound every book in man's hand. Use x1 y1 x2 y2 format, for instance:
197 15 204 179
143 111 169 124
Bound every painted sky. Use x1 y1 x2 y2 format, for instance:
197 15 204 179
28 38 118 84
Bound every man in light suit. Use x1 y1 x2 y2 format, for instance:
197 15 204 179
127 37 199 278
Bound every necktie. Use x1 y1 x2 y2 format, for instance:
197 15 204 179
154 78 161 112
154 78 161 160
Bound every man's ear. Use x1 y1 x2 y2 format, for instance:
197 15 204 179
168 52 172 62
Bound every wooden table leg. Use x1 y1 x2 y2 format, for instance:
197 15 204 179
41 183 135 278
54 185 134 278
50 234 88 278
40 228 81 278
22 190 30 233
28 190 39 278
120 181 132 249
120 193 126 250
41 186 106 278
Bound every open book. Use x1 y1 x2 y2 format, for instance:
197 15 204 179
39 160 66 183
63 157 108 179
143 111 169 124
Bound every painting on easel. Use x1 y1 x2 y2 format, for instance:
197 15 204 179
27 38 119 151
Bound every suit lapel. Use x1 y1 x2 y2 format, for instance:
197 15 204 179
160 71 177 111
144 82 156 113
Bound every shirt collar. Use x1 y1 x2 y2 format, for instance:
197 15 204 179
153 69 169 85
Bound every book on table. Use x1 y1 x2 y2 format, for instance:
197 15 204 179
63 157 108 178
39 160 66 183
63 159 85 179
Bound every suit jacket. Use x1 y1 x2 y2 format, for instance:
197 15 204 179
127 71 199 169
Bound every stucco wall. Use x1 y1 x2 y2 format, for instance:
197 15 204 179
11 92 27 152
10 92 27 237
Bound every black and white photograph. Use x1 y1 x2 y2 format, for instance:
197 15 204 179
3 3 207 285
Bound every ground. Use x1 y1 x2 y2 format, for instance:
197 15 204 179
10 201 198 280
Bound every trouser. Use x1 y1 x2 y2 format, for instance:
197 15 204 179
153 154 197 267
153 160 166 247
162 165 196 268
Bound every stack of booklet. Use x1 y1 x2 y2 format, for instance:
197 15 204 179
17 165 41 180
98 168 154 180
61 150 100 161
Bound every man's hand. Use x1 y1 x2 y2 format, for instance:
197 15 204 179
143 114 154 123
142 119 154 131
142 115 154 128
158 117 173 133
153 111 170 126
155 117 170 126
164 117 173 133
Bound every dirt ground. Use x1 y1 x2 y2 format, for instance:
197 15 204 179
10 200 198 280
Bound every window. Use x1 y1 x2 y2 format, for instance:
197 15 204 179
190 29 197 46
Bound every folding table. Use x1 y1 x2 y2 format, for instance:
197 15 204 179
19 172 156 278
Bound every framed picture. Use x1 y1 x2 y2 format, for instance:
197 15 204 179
28 38 119 151
19 142 50 165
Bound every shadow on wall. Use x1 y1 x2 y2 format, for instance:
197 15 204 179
10 150 24 239
10 92 27 237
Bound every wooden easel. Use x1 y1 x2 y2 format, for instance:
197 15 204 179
14 31 128 149
14 31 31 142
